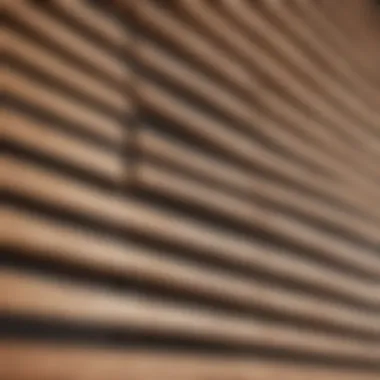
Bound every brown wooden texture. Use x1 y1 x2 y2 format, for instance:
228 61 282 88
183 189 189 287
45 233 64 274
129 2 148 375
2 0 380 379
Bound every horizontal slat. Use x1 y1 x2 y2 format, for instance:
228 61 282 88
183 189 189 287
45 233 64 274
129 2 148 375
136 35 364 180
219 0 380 133
298 4 380 120
179 0 379 148
4 154 380 284
126 0 380 221
4 27 127 112
1 268 379 360
6 0 129 83
261 0 380 113
301 0 380 82
2 207 379 336
135 33 380 188
1 156 379 307
138 78 318 181
138 78 380 222
140 128 380 249
223 0 380 180
178 0 380 179
137 161 380 278
4 67 124 143
1 342 379 380
54 0 129 46
129 0 252 88
3 109 124 180
3 1 380 378
134 0 363 152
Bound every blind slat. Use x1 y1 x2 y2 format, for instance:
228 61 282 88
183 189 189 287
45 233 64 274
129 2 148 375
3 110 124 180
3 1 380 377
1 269 379 360
6 0 129 82
2 207 379 335
140 127 380 248
4 28 128 112
2 157 379 306
1 342 379 380
4 68 124 143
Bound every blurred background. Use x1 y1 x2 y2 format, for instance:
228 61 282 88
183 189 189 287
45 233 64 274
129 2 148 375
2 0 380 379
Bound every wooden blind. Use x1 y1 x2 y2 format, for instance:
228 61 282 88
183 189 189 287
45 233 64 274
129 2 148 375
2 1 380 379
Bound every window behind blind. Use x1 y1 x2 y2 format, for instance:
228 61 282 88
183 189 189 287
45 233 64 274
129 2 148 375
2 1 380 379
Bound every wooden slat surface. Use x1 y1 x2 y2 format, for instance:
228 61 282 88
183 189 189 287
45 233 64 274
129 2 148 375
135 34 375 183
3 156 380 284
3 0 380 378
128 0 380 221
264 0 380 107
221 0 380 128
1 268 379 360
2 206 379 335
140 127 380 248
3 110 125 180
4 67 123 143
220 0 380 179
4 27 128 113
137 161 380 277
5 0 129 83
177 0 380 197
0 342 379 380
